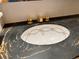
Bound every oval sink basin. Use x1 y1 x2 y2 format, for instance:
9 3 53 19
21 24 70 45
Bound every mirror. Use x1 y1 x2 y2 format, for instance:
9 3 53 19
2 0 41 2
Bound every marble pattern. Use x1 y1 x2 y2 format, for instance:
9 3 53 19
0 17 79 59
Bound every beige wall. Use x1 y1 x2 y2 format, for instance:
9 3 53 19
2 0 79 24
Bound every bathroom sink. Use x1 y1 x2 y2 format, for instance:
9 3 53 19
1 16 79 59
21 24 70 45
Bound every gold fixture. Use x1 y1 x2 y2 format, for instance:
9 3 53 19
27 16 50 24
44 16 49 22
27 17 33 24
37 16 43 22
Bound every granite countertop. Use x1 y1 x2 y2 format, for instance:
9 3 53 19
0 16 79 59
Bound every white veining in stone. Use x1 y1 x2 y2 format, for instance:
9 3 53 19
20 47 51 59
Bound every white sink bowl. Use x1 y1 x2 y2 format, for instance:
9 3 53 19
21 24 70 45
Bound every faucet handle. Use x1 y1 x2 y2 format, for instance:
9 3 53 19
37 16 43 22
27 17 33 24
44 16 49 22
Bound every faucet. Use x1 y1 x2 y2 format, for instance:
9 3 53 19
27 16 50 24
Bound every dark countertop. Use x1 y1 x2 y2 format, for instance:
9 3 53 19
0 16 79 59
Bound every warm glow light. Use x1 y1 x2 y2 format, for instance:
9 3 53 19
0 0 2 3
0 0 8 3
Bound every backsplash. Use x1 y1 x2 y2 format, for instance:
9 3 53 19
1 0 79 24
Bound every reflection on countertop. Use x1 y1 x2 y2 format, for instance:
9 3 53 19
0 15 79 59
